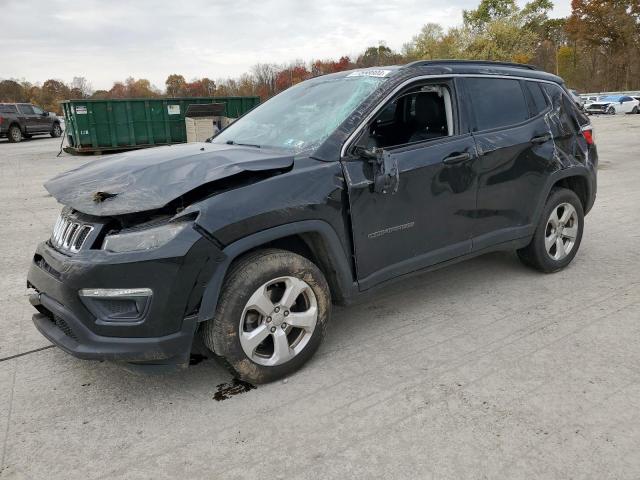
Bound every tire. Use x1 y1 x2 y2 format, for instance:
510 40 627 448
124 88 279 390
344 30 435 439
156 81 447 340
607 106 616 115
517 188 584 273
202 248 331 384
50 123 62 138
7 125 22 143
632 106 639 114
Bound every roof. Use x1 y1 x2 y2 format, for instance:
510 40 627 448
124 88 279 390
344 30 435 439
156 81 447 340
399 59 563 83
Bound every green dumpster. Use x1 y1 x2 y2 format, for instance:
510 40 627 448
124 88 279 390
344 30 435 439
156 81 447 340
61 96 260 154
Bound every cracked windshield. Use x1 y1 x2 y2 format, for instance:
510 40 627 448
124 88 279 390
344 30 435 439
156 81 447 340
212 73 388 153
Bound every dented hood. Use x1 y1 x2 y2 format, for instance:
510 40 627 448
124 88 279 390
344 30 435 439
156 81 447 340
45 143 294 216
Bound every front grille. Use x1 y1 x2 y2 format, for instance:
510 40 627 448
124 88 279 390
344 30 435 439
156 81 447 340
50 214 94 253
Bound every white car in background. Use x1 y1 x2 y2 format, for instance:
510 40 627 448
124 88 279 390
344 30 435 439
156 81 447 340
585 95 640 115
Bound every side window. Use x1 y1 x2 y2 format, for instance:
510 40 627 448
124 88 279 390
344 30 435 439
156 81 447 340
32 106 44 115
375 100 397 124
0 105 18 113
465 78 529 131
524 81 548 117
542 83 583 131
17 104 34 115
356 82 454 150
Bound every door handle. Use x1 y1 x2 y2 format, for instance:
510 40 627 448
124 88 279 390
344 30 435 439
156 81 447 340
531 133 551 144
442 152 471 165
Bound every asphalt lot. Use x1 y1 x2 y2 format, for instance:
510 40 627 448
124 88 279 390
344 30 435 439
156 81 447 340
1 115 639 479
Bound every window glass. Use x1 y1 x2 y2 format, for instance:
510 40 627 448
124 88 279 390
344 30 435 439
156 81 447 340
525 82 548 116
32 106 44 115
375 100 397 124
357 84 451 149
465 78 529 131
0 104 18 113
212 74 388 154
542 83 583 131
17 104 34 115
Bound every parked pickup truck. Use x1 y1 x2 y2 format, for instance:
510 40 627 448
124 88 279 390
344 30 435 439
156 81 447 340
27 60 597 384
0 103 62 142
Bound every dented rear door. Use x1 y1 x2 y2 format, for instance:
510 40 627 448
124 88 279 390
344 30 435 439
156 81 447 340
464 77 558 251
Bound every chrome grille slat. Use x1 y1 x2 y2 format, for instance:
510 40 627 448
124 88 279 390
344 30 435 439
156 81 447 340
50 213 94 253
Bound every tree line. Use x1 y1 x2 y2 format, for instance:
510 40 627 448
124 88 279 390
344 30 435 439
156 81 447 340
1 0 638 114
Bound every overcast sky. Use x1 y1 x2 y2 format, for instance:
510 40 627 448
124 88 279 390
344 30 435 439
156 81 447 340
1 0 571 91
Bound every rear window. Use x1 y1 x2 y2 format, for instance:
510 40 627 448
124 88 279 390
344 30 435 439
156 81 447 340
466 78 529 131
0 104 18 113
17 104 34 115
524 82 548 117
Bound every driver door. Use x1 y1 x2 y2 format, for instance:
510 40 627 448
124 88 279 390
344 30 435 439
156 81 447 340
341 79 478 290
31 105 50 132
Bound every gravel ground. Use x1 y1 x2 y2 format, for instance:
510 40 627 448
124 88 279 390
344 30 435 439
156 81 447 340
1 114 639 479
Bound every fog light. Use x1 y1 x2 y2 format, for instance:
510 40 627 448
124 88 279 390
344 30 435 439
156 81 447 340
79 288 152 323
79 288 152 298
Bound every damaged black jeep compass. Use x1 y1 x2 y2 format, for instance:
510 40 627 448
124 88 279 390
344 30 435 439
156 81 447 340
27 61 597 383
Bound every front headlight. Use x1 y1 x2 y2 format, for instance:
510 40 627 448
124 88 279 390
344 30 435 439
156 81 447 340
102 221 190 253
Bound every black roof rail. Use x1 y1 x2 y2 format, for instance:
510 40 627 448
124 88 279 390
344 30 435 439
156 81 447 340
402 59 538 71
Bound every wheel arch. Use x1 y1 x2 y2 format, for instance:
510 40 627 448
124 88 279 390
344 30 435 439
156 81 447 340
533 168 594 227
197 220 357 323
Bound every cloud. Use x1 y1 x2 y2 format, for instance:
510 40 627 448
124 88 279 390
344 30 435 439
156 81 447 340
0 0 570 90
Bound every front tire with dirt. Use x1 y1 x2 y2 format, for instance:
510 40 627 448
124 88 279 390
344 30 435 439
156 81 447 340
517 188 584 273
202 249 331 384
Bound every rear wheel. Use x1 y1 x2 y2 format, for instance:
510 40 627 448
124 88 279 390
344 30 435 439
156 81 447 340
632 106 639 114
7 125 22 143
517 188 584 273
202 249 331 384
50 123 62 138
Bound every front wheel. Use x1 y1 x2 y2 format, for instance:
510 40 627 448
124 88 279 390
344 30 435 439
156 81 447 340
202 249 331 384
607 106 616 115
517 188 584 273
50 123 62 138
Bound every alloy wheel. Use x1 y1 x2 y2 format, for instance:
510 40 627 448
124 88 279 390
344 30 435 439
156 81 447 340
239 276 318 366
544 202 579 261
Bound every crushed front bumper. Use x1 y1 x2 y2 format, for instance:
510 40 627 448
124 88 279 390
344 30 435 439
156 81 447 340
26 229 222 371
31 291 198 366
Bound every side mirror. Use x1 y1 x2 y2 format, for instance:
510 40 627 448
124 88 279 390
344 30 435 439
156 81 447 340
353 145 399 194
42 111 49 116
373 150 399 195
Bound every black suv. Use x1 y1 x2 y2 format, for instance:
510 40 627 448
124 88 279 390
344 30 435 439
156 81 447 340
27 61 597 383
0 103 62 142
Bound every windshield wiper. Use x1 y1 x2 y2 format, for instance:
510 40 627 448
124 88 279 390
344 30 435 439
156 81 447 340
226 140 261 148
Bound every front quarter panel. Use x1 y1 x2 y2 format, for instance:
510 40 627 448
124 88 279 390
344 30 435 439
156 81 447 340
195 157 350 250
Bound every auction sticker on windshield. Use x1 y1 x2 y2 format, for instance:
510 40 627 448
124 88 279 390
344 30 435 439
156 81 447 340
347 69 392 78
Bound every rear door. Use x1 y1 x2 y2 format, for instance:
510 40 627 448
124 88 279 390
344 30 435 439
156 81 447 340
464 77 556 250
31 105 51 131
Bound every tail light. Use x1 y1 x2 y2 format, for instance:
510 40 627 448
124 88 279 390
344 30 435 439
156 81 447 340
0 116 3 125
581 125 594 145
